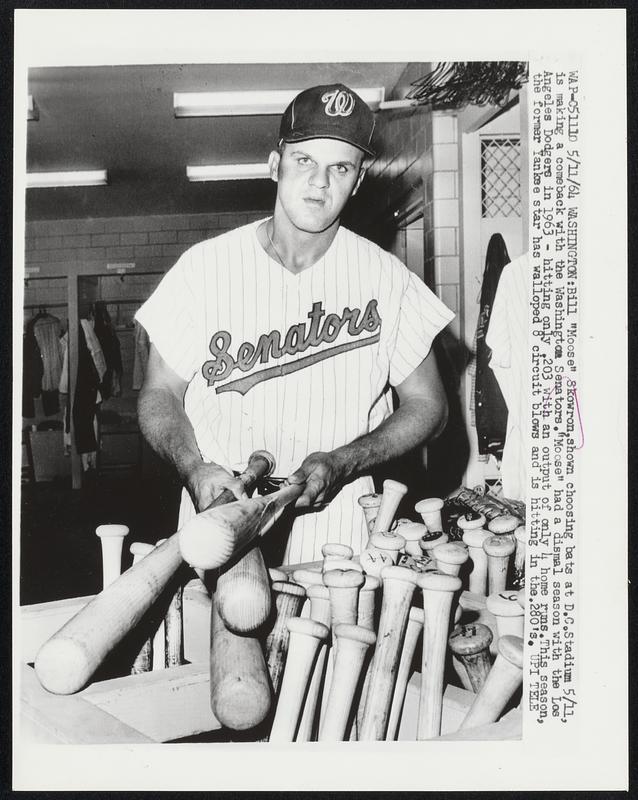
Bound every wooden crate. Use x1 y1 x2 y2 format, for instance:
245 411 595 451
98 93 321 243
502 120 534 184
18 576 520 743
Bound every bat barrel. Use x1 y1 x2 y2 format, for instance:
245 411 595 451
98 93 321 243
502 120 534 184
319 624 376 741
35 536 182 694
269 618 329 742
414 497 444 532
387 605 423 740
416 571 462 739
459 634 524 729
359 565 417 741
463 527 492 595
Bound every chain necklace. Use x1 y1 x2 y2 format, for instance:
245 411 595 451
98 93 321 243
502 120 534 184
266 220 288 271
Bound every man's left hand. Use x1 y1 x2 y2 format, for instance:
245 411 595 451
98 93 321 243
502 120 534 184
287 450 349 508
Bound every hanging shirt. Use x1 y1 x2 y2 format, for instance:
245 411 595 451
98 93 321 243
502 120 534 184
485 252 530 501
136 220 454 563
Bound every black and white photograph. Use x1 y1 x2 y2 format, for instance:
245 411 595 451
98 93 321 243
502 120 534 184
12 8 627 792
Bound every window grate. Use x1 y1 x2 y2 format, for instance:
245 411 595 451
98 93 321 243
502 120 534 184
480 136 521 218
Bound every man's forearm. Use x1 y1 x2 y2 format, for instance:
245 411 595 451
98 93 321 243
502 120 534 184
333 395 447 479
138 386 204 484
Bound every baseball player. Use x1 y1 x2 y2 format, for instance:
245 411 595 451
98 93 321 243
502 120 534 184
136 83 454 564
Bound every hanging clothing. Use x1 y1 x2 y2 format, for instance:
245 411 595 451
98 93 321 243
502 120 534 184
33 313 63 391
33 312 63 415
22 317 43 418
474 233 510 457
485 252 530 501
59 319 107 458
72 322 104 456
132 319 150 391
93 301 123 399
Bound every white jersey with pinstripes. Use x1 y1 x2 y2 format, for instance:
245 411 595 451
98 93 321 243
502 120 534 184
135 219 454 564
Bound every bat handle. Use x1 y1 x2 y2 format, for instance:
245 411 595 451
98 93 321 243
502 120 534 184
205 450 276 510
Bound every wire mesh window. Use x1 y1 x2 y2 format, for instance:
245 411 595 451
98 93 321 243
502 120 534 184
480 136 521 218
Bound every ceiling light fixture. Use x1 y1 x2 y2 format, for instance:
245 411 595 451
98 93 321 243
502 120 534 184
186 163 270 182
26 170 109 189
27 95 39 121
174 87 385 117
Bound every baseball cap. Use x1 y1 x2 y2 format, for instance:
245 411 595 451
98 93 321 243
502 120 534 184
279 83 376 157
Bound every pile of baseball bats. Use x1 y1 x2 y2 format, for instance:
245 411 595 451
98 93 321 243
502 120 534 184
34 449 526 742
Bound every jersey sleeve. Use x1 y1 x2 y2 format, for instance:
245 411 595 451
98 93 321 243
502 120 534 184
388 268 455 387
134 248 202 382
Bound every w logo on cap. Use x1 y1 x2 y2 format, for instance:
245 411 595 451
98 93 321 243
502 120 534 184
321 88 355 117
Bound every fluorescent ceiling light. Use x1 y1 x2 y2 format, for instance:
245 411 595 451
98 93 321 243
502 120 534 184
27 95 39 121
26 170 108 188
174 87 385 117
186 163 270 182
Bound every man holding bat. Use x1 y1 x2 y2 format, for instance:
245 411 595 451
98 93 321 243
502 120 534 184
136 84 454 564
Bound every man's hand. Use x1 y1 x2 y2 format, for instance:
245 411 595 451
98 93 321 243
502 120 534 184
287 450 349 509
186 462 248 512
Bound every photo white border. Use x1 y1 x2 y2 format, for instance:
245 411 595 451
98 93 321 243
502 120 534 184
13 8 627 791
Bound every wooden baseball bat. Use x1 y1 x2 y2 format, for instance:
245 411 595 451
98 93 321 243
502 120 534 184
367 530 407 564
292 568 325 619
321 542 354 568
358 492 382 534
34 450 274 695
448 622 493 693
151 536 184 670
323 569 365 627
319 624 376 741
462 527 492 595
371 479 408 538
129 542 155 675
164 576 184 668
387 605 424 740
514 525 527 586
292 568 326 589
359 565 417 740
397 522 428 557
515 587 525 608
209 594 271 731
359 547 393 578
414 497 444 532
268 567 288 583
486 591 525 641
320 569 365 730
96 524 129 589
265 580 307 699
416 571 462 740
488 513 520 541
419 531 449 560
357 575 381 631
457 512 487 538
269 617 329 742
459 634 524 729
322 557 363 574
179 481 304 571
483 535 516 595
296 584 331 742
433 541 469 577
216 544 271 633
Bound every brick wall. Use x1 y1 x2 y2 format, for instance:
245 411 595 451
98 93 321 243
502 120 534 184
24 209 268 283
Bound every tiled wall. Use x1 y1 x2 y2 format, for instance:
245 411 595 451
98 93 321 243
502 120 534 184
427 112 461 341
351 93 461 341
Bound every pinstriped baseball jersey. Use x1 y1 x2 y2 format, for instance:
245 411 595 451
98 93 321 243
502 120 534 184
135 219 454 564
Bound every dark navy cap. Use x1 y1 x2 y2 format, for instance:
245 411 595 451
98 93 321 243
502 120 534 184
279 83 376 157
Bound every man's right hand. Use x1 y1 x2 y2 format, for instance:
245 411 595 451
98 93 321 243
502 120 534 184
185 462 249 512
